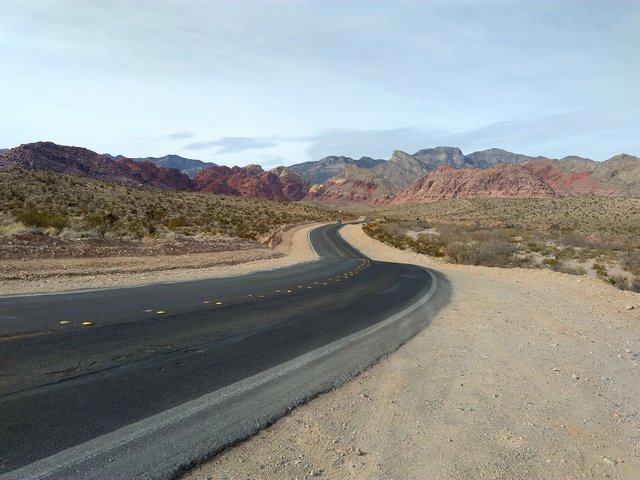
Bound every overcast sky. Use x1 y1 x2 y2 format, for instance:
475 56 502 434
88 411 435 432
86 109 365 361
1 0 638 167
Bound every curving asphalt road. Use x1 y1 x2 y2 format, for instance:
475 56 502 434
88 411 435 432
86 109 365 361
0 223 449 480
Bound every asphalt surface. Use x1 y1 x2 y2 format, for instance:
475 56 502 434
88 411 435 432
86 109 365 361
0 224 449 479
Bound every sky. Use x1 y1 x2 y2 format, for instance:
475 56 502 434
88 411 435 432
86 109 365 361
1 0 638 168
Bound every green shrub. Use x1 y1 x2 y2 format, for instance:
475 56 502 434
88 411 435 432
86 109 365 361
12 206 68 231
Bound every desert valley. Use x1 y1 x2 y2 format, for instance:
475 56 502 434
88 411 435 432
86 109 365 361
1 141 639 479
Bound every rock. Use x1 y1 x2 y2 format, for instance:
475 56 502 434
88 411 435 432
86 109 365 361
626 304 635 310
389 163 559 204
193 165 308 200
0 142 192 191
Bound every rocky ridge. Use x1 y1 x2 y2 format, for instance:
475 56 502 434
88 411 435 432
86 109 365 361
2 141 639 205
1 142 192 191
304 166 396 204
390 163 559 204
193 165 308 201
106 154 216 178
289 156 385 184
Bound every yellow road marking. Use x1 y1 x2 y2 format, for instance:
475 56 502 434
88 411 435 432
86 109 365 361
203 301 211 304
215 301 223 305
82 321 94 326
157 310 166 315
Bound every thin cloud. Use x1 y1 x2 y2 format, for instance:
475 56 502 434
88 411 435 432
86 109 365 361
184 137 277 153
161 131 194 141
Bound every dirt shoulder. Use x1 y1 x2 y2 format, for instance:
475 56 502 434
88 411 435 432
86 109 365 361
184 224 640 480
0 224 321 296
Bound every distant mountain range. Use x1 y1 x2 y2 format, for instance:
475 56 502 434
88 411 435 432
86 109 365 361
105 153 215 178
1 141 639 204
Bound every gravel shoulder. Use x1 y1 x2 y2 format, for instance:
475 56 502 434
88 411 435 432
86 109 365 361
184 224 640 480
0 224 321 296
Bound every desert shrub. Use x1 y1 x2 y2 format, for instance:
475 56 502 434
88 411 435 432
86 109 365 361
542 257 560 267
621 252 640 275
593 261 608 278
552 263 587 276
84 211 119 237
12 206 68 231
411 233 446 257
443 238 515 267
608 275 640 292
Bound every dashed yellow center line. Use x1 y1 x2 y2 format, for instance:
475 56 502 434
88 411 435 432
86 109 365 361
144 309 153 313
59 320 71 325
215 301 223 305
156 310 167 315
203 300 211 304
82 321 94 326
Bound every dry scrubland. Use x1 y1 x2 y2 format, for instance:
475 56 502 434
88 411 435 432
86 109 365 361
0 168 336 241
363 198 640 292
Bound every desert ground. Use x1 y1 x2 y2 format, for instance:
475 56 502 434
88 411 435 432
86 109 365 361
3 223 638 479
0 224 320 296
184 224 640 480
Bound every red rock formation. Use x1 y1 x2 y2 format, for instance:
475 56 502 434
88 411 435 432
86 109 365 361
522 160 615 196
0 142 192 190
193 165 309 201
389 164 558 204
270 167 309 201
304 166 398 205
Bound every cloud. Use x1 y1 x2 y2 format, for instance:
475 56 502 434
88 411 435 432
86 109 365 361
184 136 277 153
160 131 194 141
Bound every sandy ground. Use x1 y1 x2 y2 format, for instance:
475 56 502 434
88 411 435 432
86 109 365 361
184 224 640 480
0 224 321 296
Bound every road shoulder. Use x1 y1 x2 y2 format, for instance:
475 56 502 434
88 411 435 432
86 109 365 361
0 223 322 296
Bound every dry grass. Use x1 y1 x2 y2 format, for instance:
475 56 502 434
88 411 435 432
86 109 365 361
361 197 640 291
0 169 337 240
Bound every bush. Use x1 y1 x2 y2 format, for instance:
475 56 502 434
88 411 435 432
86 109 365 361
609 274 640 292
12 206 68 231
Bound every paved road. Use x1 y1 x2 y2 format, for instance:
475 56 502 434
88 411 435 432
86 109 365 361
0 224 449 479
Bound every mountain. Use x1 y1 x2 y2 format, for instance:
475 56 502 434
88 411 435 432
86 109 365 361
389 164 559 204
304 166 396 205
522 160 612 196
192 165 308 201
1 142 192 190
289 156 385 184
270 166 310 201
371 150 431 189
106 154 215 178
464 148 547 168
412 146 467 169
522 155 640 197
591 154 640 195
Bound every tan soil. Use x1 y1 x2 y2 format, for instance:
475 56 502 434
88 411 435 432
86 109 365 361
0 224 321 296
184 224 640 480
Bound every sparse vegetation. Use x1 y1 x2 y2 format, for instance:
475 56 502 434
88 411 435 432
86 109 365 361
360 197 640 292
0 169 337 240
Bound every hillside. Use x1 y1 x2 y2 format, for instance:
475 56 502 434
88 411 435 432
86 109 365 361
2 142 192 191
0 168 333 240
